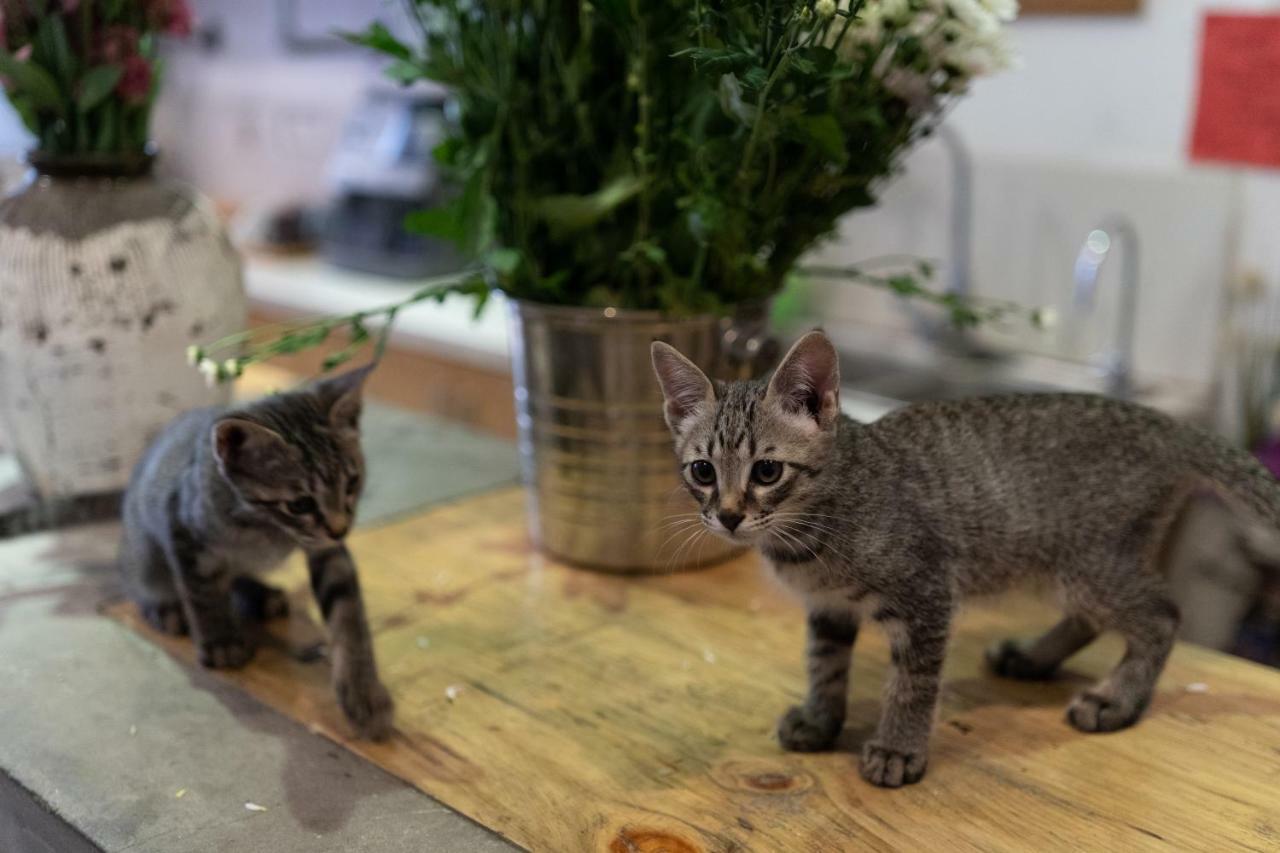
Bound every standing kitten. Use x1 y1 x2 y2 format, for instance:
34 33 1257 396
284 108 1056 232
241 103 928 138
652 331 1280 787
118 366 393 739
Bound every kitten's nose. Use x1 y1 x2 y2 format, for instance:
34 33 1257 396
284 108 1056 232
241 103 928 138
717 511 744 532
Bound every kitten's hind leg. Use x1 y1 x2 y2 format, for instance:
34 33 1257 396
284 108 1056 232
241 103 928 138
231 576 291 623
121 524 188 636
1067 596 1179 734
986 615 1098 681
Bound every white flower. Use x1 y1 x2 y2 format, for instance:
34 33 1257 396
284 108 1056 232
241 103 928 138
197 359 220 387
1033 306 1059 330
981 0 1019 23
948 0 999 35
940 20 1017 77
851 4 885 43
880 0 910 20
816 0 837 19
186 345 203 366
222 359 242 379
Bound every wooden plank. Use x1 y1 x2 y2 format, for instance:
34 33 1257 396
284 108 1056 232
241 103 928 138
1021 0 1142 14
110 487 1280 852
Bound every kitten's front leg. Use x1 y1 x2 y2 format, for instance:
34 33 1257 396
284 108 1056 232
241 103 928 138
860 600 951 788
164 533 253 669
778 610 859 752
307 545 394 740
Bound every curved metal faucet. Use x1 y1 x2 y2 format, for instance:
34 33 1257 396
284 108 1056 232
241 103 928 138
912 124 998 359
1072 216 1140 399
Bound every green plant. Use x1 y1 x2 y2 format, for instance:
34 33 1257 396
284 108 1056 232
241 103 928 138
0 0 192 158
356 0 1016 313
195 0 1035 379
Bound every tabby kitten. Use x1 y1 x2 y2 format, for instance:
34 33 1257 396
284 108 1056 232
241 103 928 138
118 366 393 739
652 331 1280 787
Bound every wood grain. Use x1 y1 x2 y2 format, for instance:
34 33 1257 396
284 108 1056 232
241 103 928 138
111 487 1280 852
1021 0 1142 14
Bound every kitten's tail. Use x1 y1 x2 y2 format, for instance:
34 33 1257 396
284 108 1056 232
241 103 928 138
1186 431 1280 574
0 491 122 540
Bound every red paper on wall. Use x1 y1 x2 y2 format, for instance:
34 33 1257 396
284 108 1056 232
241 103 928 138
1190 13 1280 169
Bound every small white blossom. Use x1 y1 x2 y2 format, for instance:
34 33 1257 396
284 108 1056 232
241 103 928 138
222 359 241 379
815 0 837 19
197 359 220 387
947 0 999 35
880 0 911 21
185 345 203 366
981 0 1019 22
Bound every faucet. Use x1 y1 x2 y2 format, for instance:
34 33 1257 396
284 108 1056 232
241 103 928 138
914 125 1000 360
1072 217 1140 399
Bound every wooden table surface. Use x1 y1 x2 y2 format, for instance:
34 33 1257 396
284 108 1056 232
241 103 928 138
114 486 1280 852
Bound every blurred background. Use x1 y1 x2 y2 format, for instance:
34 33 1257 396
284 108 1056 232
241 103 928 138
2 0 1279 662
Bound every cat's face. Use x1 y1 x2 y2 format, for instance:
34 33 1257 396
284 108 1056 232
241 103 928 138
652 331 841 548
212 367 371 549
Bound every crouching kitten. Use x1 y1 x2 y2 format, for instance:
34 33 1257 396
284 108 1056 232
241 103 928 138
118 366 393 739
652 331 1280 787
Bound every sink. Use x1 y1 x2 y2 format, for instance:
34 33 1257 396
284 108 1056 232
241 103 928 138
840 353 1055 403
833 347 1201 424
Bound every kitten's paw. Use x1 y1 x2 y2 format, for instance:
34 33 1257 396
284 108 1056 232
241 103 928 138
777 704 842 752
336 673 395 741
198 637 255 669
140 601 188 636
1066 691 1145 733
859 742 928 788
985 639 1058 681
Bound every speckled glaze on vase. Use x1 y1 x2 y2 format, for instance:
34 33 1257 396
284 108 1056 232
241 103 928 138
0 154 245 500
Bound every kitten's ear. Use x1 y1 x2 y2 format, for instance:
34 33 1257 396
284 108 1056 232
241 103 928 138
315 364 374 432
765 330 841 430
651 341 715 434
212 418 288 479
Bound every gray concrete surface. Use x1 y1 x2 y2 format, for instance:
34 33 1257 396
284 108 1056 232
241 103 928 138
0 400 521 852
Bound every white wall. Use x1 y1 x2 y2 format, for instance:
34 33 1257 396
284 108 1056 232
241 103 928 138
815 0 1280 396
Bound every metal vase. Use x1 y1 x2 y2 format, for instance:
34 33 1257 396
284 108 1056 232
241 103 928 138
507 299 776 573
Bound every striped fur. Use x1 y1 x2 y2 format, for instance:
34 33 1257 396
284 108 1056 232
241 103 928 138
654 331 1280 788
117 366 393 739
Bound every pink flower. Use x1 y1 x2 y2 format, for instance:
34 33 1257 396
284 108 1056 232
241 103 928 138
95 25 138 64
143 0 193 37
14 43 30 62
61 0 80 12
117 55 152 104
165 0 193 37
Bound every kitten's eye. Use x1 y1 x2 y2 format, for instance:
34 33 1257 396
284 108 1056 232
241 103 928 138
285 496 318 515
689 460 717 486
751 459 783 485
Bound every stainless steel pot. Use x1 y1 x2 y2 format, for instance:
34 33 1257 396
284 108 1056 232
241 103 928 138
507 299 776 573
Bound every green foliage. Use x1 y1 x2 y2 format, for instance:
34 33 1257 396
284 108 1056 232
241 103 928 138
343 0 1013 315
0 2 189 157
